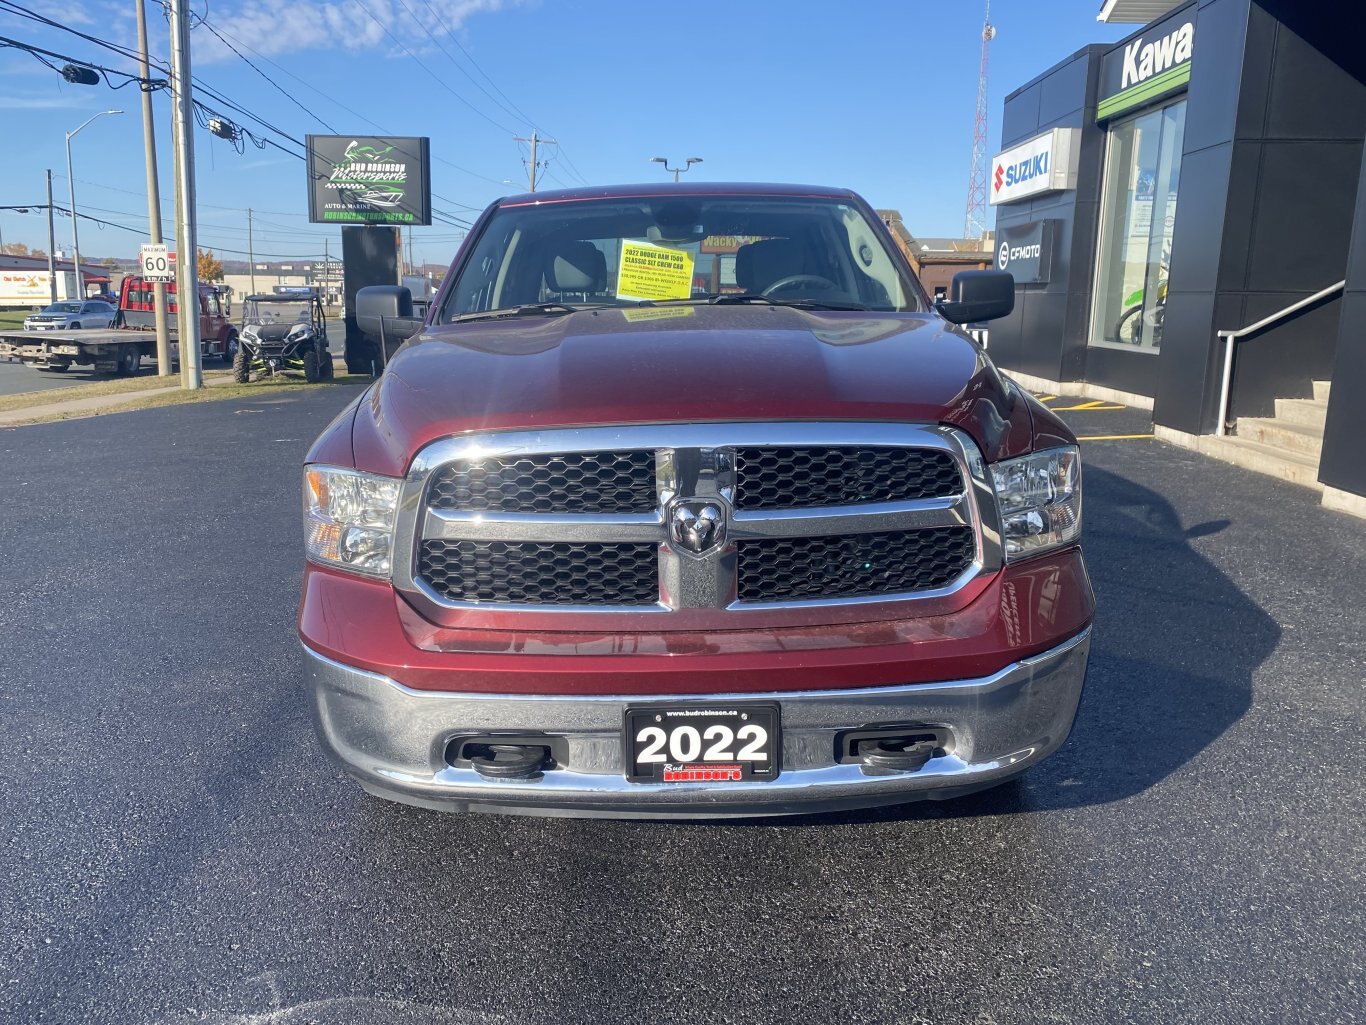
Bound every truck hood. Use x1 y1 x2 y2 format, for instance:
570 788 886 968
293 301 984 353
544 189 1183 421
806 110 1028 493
348 305 1038 476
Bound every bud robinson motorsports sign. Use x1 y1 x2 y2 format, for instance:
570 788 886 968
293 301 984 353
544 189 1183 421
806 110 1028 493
306 136 432 226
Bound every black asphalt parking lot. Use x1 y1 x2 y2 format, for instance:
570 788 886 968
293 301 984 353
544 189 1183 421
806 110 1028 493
0 360 162 398
1 385 1363 1025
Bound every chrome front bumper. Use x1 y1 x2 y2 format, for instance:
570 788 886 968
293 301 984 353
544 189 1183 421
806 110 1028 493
303 629 1090 819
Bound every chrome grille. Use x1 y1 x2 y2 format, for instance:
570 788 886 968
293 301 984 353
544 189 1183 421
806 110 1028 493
418 540 659 606
737 528 976 602
427 451 655 513
399 423 998 622
734 447 962 510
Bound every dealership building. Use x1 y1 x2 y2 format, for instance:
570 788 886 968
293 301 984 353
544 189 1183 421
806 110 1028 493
988 0 1366 515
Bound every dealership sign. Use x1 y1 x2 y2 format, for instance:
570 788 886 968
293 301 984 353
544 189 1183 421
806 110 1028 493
1098 6 1196 122
306 135 432 226
995 220 1056 284
989 128 1080 205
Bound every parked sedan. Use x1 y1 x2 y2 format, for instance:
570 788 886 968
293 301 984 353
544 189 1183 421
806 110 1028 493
23 301 118 332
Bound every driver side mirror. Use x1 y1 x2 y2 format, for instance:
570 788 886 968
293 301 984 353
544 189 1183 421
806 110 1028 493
356 285 423 344
936 269 1014 324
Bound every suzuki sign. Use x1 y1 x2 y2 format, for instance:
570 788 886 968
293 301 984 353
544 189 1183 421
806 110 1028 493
989 128 1080 206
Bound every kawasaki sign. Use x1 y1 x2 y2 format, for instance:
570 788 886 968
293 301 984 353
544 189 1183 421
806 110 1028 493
306 135 432 226
1097 6 1196 122
989 128 1080 206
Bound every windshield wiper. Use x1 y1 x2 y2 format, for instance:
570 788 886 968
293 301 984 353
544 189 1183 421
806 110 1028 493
695 294 870 311
451 302 612 324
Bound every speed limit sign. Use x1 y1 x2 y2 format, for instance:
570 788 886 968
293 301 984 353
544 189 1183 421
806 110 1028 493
139 243 175 282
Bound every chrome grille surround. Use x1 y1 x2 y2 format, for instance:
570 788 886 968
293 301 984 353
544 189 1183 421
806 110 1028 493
392 423 1004 631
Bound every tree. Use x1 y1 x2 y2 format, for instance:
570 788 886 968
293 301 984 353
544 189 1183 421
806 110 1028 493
1 242 30 257
30 248 46 259
197 247 223 281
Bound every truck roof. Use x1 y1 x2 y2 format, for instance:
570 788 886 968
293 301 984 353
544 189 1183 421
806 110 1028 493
497 181 860 208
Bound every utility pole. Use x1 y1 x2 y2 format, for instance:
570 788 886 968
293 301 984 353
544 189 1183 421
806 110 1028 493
45 170 57 304
168 0 201 389
135 0 172 375
514 130 555 192
247 208 255 295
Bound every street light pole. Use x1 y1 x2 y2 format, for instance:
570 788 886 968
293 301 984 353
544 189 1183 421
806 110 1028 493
65 109 122 300
650 156 703 183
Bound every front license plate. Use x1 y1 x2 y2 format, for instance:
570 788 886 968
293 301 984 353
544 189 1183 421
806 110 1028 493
624 703 780 784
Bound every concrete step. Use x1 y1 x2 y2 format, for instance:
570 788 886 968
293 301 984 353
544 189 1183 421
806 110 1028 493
1313 379 1331 402
1237 417 1324 459
1274 397 1329 430
1197 436 1322 491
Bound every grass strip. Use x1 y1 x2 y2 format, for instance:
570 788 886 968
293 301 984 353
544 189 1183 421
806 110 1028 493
0 369 235 413
0 373 366 425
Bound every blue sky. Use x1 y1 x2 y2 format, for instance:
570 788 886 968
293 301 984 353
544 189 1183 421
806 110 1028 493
0 0 1127 266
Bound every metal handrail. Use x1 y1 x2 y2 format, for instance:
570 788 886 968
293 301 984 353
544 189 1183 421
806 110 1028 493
1216 279 1344 436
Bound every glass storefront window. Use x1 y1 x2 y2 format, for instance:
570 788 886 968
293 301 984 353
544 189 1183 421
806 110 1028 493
1090 99 1186 352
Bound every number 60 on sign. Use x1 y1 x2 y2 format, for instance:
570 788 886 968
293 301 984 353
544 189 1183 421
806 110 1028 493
139 243 176 282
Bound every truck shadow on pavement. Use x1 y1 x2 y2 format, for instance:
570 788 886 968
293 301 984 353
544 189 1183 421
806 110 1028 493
811 464 1281 825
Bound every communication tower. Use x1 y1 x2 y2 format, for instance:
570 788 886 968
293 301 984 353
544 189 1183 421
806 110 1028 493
964 3 996 240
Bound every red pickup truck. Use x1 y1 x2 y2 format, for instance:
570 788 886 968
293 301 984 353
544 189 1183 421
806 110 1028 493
299 183 1093 818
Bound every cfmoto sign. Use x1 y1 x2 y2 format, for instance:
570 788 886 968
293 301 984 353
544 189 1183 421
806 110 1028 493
989 128 1079 205
994 221 1055 284
997 240 1042 271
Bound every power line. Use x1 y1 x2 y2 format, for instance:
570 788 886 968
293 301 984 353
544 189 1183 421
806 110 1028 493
2 5 482 225
192 15 340 133
0 32 166 90
2 0 507 200
346 0 519 140
178 19 511 198
2 202 327 258
402 0 533 131
405 0 587 186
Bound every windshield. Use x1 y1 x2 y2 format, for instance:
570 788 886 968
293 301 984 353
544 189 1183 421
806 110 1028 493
244 300 314 326
43 303 83 314
438 195 923 322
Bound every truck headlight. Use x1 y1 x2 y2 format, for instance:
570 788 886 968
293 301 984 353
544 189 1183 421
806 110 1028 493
304 466 401 576
989 446 1082 560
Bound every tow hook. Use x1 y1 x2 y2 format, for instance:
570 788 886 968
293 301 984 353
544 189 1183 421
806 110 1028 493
466 744 551 782
856 737 938 775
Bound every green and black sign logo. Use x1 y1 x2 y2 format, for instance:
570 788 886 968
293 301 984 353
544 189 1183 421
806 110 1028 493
1097 5 1197 122
306 135 432 226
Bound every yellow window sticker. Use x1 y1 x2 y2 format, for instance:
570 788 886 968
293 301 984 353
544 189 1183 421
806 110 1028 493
616 241 695 302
